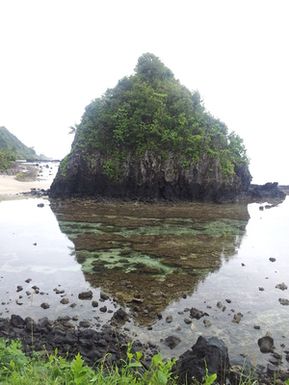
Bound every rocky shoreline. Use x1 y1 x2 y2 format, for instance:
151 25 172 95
0 314 288 384
48 182 286 205
15 181 286 204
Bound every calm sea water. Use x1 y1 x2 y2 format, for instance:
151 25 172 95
0 182 288 368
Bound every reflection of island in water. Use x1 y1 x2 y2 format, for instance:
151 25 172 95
51 200 249 324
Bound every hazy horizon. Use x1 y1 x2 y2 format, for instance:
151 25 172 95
0 0 288 184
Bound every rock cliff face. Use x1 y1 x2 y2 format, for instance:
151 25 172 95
50 149 251 202
50 53 252 202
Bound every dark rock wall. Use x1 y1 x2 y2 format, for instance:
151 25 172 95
50 149 252 202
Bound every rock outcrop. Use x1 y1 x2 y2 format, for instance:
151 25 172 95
246 182 285 202
50 149 251 202
174 336 230 384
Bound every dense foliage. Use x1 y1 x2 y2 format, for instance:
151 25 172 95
0 339 179 385
0 126 41 162
0 339 268 385
0 148 16 171
72 53 249 180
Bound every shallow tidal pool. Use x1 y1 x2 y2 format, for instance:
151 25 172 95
0 196 289 369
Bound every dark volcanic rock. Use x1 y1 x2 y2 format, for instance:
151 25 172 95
164 335 181 349
110 308 130 325
258 335 274 353
174 336 230 384
78 290 93 300
60 298 69 304
100 291 110 301
279 298 289 306
0 315 155 368
232 312 243 323
190 307 208 320
10 314 25 328
275 282 288 291
246 182 285 202
50 149 251 202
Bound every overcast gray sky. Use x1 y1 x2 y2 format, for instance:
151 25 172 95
0 0 288 183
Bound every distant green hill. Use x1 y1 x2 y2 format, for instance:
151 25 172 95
0 126 46 160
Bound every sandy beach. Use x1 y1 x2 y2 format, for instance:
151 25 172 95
0 174 52 198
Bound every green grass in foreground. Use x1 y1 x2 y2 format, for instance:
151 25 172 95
0 338 286 385
0 339 177 385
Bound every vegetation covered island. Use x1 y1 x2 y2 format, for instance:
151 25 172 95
50 53 251 201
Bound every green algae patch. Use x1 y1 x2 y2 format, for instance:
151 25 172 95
194 219 247 237
58 221 108 237
78 249 173 275
116 224 199 237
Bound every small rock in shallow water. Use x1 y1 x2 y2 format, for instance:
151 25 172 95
258 335 274 353
100 291 109 301
254 325 261 330
232 312 243 324
60 298 69 304
279 298 289 306
259 287 265 291
275 282 288 291
92 300 98 307
25 278 32 283
54 288 65 294
216 301 223 309
16 286 23 292
184 318 192 324
166 315 173 323
203 319 212 328
110 308 129 324
78 290 93 300
40 303 50 309
99 306 107 313
225 298 231 303
164 335 181 349
190 307 208 319
269 257 276 262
